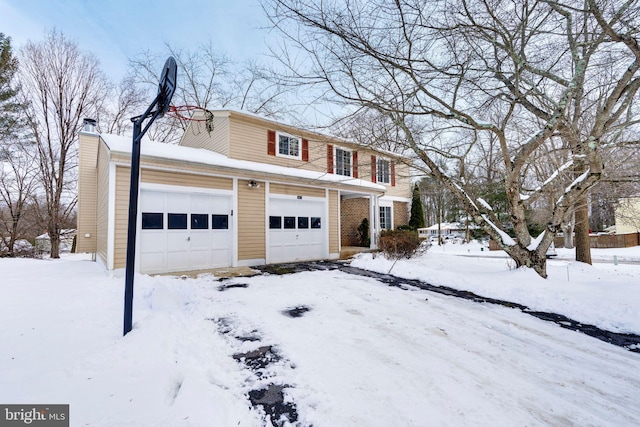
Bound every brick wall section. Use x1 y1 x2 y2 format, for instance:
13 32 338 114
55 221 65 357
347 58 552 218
393 201 409 228
341 197 370 246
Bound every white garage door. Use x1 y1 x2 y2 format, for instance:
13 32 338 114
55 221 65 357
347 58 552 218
269 197 326 263
139 190 233 274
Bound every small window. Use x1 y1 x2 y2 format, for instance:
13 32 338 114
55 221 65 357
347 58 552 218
284 216 296 229
191 214 208 230
377 159 390 184
379 206 392 230
298 217 309 229
142 212 163 230
311 217 321 229
168 213 188 229
212 214 229 230
277 133 300 158
335 148 351 176
269 216 282 229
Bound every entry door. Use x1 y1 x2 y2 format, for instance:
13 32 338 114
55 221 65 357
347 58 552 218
268 197 326 263
139 190 232 273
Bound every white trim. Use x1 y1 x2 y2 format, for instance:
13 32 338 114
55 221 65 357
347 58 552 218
139 181 234 196
107 162 116 270
369 194 376 248
334 145 354 177
376 157 392 184
265 181 270 264
379 195 411 203
232 178 239 267
237 258 266 267
325 188 330 259
267 193 327 202
328 253 340 260
275 131 302 160
337 190 342 252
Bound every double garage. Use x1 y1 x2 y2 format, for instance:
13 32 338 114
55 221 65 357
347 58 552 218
137 185 330 274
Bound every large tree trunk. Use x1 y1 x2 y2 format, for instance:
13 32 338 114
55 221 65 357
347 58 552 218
505 245 547 278
49 231 60 259
574 195 592 264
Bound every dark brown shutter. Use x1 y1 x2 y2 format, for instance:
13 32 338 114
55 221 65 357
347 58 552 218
353 151 359 178
302 139 309 161
267 130 276 156
371 155 377 183
391 161 396 186
327 144 334 173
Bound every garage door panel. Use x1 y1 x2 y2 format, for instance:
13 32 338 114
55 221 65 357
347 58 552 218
140 190 233 274
269 197 326 263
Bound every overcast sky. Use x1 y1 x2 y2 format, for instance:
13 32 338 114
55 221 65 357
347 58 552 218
0 0 273 81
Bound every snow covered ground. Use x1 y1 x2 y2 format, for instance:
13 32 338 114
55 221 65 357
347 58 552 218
1 247 639 426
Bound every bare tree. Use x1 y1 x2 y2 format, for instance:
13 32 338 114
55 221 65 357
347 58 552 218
265 0 640 277
127 41 291 142
18 30 110 258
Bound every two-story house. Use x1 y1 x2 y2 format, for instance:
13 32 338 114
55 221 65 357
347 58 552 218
76 110 411 274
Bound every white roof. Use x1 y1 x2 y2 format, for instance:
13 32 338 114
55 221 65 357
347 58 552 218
425 222 466 231
100 134 386 192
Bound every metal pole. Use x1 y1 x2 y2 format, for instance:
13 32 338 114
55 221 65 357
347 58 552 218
123 119 143 336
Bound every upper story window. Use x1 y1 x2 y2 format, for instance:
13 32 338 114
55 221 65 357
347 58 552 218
377 158 390 184
335 148 352 176
277 132 301 159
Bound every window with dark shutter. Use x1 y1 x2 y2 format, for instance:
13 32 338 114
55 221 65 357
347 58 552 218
267 130 276 156
327 144 334 173
391 161 396 186
371 155 377 183
353 151 359 178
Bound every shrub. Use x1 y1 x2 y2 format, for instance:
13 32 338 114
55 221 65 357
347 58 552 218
357 218 371 247
378 229 424 259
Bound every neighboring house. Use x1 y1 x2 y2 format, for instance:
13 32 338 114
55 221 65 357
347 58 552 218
34 229 76 253
421 222 466 240
615 196 640 234
76 110 412 274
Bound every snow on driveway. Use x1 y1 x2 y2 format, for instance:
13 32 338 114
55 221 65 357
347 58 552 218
1 255 639 426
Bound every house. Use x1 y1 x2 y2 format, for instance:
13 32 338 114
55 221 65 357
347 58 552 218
615 196 640 234
76 110 412 274
421 222 467 240
34 229 76 253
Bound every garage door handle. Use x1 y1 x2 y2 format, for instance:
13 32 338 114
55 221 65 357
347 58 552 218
187 236 191 241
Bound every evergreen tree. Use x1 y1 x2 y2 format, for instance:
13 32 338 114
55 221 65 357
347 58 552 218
0 33 21 142
409 184 426 229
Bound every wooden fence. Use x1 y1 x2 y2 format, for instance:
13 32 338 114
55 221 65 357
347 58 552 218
554 233 639 249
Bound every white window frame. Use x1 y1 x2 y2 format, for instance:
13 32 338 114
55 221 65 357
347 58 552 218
376 158 391 184
276 131 302 160
379 205 392 230
334 146 352 177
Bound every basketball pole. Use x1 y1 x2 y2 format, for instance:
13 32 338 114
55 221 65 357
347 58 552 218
123 57 176 337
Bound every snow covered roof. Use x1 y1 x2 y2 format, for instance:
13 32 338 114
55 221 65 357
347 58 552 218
425 222 466 231
100 133 386 192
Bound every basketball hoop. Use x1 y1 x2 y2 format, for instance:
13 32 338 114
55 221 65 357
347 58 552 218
166 105 216 135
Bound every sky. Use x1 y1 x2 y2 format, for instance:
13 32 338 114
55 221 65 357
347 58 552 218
0 0 274 82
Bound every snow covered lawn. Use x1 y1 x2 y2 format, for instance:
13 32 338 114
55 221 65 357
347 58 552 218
1 252 639 426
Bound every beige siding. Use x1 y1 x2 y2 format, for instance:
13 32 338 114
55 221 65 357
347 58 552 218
615 197 640 234
179 114 230 156
141 169 233 190
238 179 266 260
114 166 131 269
269 182 325 198
96 140 110 264
229 115 331 174
76 133 99 253
329 190 340 253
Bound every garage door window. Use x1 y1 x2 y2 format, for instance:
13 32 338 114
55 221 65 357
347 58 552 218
212 214 229 230
311 217 321 229
298 217 309 229
284 216 296 229
142 213 163 229
168 213 188 229
191 214 209 229
269 216 282 229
